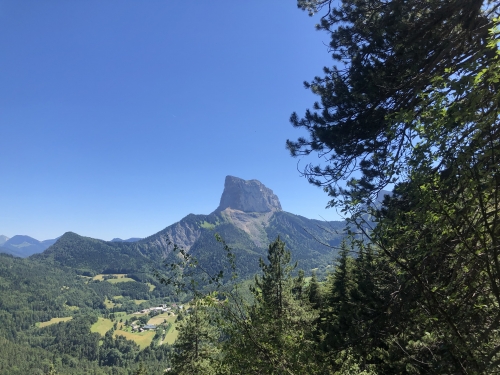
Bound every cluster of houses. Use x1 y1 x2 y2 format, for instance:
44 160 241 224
134 303 184 315
130 304 184 332
131 323 157 332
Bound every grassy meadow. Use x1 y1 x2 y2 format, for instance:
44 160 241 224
90 317 114 335
38 317 73 328
114 329 155 349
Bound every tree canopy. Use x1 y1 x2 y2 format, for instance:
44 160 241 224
288 0 500 208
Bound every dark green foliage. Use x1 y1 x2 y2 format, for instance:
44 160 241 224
0 336 109 375
133 362 148 375
114 281 150 300
366 167 500 373
253 237 294 320
321 241 357 352
99 329 140 366
307 271 321 309
288 0 498 208
221 237 320 374
285 0 500 373
0 254 105 339
33 232 152 274
169 301 221 375
27 316 100 361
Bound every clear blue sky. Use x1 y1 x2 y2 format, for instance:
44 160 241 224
0 1 342 241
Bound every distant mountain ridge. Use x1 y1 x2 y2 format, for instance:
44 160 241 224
0 235 58 258
34 176 347 276
0 235 142 257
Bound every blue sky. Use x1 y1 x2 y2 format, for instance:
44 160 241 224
0 1 342 241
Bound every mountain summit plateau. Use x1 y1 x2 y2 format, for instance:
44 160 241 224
214 176 282 213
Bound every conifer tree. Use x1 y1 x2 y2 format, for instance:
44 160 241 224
287 1 500 372
307 271 321 310
288 0 498 209
133 362 148 375
321 240 357 353
169 300 220 375
44 363 57 375
222 237 319 374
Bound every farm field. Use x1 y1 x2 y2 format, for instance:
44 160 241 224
38 317 73 328
89 308 180 348
147 312 173 325
93 274 131 282
107 277 135 284
90 317 114 335
115 312 147 322
163 321 179 345
148 314 178 344
114 329 155 349
104 298 118 309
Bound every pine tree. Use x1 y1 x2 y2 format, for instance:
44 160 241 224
307 271 321 310
321 240 357 352
288 0 498 208
287 1 500 372
169 300 220 375
44 363 57 375
133 361 148 375
223 237 319 374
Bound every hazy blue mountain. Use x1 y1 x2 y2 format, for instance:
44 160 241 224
34 176 347 276
0 246 11 255
0 235 9 246
111 237 142 242
1 235 59 258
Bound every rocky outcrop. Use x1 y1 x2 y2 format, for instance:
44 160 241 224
214 176 282 213
143 218 202 254
219 208 273 248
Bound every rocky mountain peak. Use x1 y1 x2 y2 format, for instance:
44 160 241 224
214 176 282 213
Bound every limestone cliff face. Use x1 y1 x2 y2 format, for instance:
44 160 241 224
141 176 283 255
219 208 273 248
214 176 282 213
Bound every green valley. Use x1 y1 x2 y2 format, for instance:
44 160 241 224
0 176 346 374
